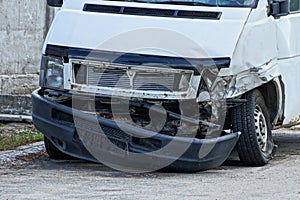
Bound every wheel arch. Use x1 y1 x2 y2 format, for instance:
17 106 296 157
256 77 285 127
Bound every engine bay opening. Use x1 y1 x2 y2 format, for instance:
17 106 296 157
42 88 230 140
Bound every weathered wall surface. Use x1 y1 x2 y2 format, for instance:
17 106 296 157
0 0 55 115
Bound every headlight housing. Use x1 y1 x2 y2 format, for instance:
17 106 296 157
40 55 64 90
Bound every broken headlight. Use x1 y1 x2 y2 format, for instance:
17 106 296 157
40 55 64 90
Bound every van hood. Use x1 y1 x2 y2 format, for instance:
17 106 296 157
44 0 251 59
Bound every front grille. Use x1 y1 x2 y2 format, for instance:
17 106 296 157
87 67 176 91
72 60 193 92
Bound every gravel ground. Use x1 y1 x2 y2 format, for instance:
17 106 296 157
0 127 300 199
0 141 45 168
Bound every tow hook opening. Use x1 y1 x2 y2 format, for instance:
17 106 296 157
51 136 67 150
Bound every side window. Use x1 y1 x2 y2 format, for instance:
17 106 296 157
290 0 300 12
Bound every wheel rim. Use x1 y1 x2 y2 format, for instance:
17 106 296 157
254 105 268 152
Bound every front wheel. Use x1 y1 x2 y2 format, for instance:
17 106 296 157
231 89 277 166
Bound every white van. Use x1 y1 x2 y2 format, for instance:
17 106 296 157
32 0 300 171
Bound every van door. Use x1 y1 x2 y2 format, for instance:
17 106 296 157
277 0 300 125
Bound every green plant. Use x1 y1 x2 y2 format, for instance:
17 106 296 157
0 128 44 151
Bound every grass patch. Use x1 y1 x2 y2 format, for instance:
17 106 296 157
0 128 43 151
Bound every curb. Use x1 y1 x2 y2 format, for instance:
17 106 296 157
0 141 45 165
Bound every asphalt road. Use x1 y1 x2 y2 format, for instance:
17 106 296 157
0 129 300 200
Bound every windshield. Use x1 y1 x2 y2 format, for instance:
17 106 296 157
119 0 258 8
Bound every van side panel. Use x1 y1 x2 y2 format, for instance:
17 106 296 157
219 1 279 99
277 13 300 125
228 5 278 76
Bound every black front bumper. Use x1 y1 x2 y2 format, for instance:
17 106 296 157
32 89 240 172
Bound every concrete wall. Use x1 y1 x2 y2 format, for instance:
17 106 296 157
0 0 55 115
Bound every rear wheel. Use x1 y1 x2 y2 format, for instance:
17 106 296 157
44 136 75 160
231 89 276 166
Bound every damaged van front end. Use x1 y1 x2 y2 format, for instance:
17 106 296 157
33 0 293 171
32 45 241 171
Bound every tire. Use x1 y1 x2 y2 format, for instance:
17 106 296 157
44 136 75 160
231 89 277 166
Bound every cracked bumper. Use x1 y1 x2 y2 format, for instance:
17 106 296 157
32 89 240 172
